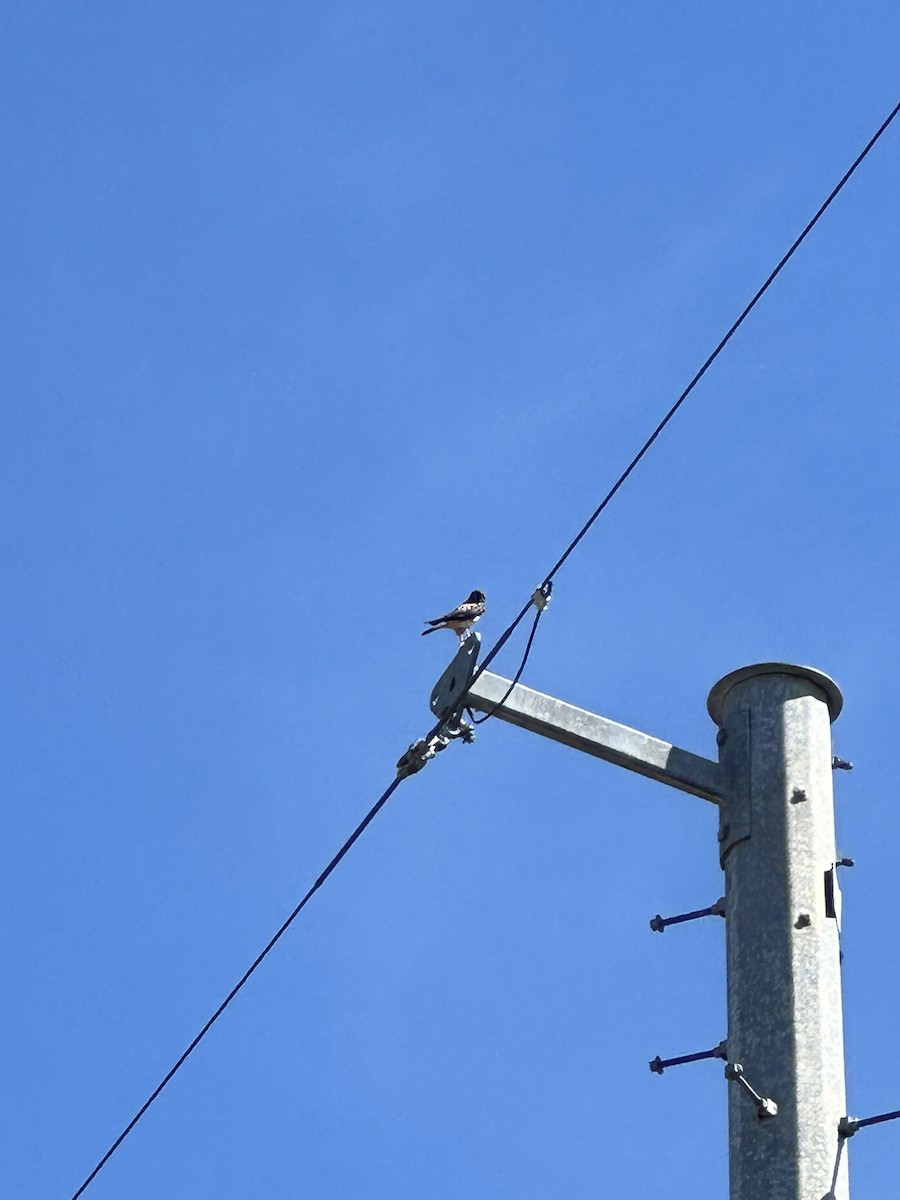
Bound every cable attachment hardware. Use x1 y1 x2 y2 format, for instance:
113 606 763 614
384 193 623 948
531 581 553 611
725 1063 778 1119
649 1040 727 1075
395 717 475 780
839 1108 900 1138
395 738 437 780
650 897 725 933
431 634 481 722
832 756 854 771
443 715 476 744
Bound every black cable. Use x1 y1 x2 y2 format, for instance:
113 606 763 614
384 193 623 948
542 96 900 586
470 94 900 691
70 775 403 1200
470 605 544 725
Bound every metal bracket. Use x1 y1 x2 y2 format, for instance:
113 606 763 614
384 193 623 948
725 1063 778 1119
430 634 481 722
832 756 854 772
824 858 853 925
650 897 725 933
649 1040 727 1074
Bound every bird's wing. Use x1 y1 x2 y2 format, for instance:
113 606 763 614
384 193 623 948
425 600 482 626
424 610 457 626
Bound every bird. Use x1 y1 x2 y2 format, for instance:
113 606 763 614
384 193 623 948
421 590 486 640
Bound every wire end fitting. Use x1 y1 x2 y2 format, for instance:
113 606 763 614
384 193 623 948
531 581 552 611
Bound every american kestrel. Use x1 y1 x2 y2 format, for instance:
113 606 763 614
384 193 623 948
421 590 486 639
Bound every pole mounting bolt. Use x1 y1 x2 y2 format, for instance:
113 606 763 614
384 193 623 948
649 898 726 933
839 1107 900 1138
832 756 854 771
649 1040 727 1074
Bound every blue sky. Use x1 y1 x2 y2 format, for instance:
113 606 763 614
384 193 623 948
4 4 900 1197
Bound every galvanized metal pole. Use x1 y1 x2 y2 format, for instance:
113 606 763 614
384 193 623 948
466 661 851 1197
709 664 848 1200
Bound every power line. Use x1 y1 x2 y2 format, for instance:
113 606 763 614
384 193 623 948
471 93 900 688
70 776 402 1200
69 94 900 1197
470 590 549 724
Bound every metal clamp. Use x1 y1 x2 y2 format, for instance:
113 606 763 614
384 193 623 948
396 717 475 780
650 897 725 933
531 581 553 611
725 1063 778 1119
832 756 854 772
649 1040 727 1074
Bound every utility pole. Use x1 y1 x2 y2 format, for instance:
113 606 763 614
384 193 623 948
464 662 849 1200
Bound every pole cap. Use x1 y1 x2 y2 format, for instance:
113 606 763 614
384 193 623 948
707 662 844 726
